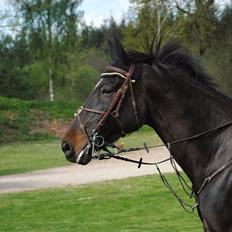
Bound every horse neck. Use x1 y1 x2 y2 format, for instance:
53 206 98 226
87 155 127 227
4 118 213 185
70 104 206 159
144 72 232 185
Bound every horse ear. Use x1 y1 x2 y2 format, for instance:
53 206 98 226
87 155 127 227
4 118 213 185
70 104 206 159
108 39 118 63
108 37 129 65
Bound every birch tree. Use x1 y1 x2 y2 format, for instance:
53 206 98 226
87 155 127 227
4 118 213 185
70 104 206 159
11 0 83 101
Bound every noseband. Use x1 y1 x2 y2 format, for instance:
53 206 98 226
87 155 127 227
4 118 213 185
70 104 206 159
74 63 140 157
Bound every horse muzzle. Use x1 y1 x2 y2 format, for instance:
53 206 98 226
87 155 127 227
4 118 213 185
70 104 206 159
61 140 92 165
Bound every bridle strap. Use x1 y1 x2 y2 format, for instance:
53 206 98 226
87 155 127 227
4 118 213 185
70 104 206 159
96 64 136 131
80 107 105 115
105 66 129 77
129 79 139 125
112 84 129 117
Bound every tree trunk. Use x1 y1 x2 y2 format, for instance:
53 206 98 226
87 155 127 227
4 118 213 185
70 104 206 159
157 2 161 42
47 0 54 102
49 56 54 102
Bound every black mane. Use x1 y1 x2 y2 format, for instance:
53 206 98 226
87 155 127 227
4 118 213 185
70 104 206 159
127 42 217 90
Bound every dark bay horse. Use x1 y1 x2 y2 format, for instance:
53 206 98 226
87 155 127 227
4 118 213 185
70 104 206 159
62 39 232 231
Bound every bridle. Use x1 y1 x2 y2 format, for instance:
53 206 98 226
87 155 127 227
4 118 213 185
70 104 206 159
74 63 140 159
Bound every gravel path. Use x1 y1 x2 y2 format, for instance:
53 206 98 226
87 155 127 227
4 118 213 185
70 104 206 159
0 147 179 194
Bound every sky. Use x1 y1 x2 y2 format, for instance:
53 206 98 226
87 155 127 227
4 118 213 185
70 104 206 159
79 0 130 27
0 0 131 27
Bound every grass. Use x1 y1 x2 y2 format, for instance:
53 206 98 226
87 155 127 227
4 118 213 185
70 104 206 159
0 140 68 176
0 126 161 176
0 96 80 120
0 175 202 232
122 125 162 148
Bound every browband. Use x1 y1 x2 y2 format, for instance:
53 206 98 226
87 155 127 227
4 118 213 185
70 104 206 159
100 72 128 79
102 64 143 81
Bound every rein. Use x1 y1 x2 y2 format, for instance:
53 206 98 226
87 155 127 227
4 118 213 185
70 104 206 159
93 120 232 213
93 142 197 213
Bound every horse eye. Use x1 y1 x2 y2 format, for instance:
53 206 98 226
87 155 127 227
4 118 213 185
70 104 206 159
101 88 112 95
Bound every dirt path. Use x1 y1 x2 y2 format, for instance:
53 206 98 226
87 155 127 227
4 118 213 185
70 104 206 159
0 147 178 194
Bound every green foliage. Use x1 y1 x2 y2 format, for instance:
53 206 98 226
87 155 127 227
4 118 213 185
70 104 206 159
124 0 175 50
175 0 217 56
32 101 80 119
0 175 202 231
80 24 105 48
64 50 99 100
0 96 32 142
0 96 79 143
0 0 232 104
76 65 98 99
0 35 30 99
3 0 84 101
0 96 31 111
210 4 232 96
23 61 48 86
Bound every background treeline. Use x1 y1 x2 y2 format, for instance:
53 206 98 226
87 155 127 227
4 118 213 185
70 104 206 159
0 0 232 102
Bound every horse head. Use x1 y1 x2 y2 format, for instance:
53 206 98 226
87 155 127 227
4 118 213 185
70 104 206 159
61 39 148 165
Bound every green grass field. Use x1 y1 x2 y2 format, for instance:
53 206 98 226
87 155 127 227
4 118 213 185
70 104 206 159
0 140 68 176
0 175 202 232
0 126 161 176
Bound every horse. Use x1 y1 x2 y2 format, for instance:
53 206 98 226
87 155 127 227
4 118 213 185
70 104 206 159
61 38 232 232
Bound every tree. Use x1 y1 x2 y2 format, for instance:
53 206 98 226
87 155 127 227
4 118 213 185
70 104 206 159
123 0 175 50
11 0 83 101
0 34 31 98
175 0 217 56
209 2 232 95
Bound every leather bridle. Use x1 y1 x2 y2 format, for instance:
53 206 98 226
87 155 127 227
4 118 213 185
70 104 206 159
74 63 140 155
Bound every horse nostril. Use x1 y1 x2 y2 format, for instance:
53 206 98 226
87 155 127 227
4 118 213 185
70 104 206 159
61 140 74 158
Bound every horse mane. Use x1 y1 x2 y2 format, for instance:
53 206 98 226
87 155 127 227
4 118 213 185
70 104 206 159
127 41 217 90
